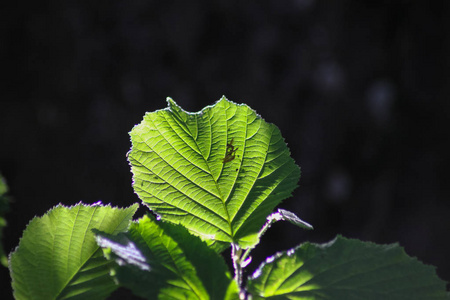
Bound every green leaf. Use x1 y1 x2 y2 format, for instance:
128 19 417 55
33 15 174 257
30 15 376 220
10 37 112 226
96 214 239 300
247 235 448 300
128 97 300 249
9 202 138 300
0 173 11 267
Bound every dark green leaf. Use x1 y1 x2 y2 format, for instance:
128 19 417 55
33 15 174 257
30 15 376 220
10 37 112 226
247 235 448 299
96 214 239 300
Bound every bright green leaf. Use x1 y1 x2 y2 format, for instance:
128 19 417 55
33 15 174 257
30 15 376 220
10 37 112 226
247 235 448 299
96 214 239 300
128 97 300 249
9 202 138 300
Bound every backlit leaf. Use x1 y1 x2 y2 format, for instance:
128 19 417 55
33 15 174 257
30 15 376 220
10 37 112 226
128 97 300 249
9 203 138 300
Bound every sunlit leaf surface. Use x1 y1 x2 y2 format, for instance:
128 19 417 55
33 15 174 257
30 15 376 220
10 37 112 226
128 97 300 249
9 203 138 300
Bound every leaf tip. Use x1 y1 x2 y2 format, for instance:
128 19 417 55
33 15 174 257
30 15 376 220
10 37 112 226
166 96 176 107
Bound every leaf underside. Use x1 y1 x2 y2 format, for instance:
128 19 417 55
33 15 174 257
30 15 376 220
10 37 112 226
247 235 448 300
128 97 300 249
9 203 138 300
96 214 239 300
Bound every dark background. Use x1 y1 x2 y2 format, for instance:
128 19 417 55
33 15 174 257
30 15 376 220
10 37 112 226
1 1 449 298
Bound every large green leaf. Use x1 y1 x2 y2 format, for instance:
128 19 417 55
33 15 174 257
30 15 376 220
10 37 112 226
95 214 239 300
128 97 300 249
247 235 448 299
9 203 138 300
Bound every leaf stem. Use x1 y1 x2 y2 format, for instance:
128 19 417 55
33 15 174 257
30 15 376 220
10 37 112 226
232 243 252 299
232 243 243 287
241 214 279 263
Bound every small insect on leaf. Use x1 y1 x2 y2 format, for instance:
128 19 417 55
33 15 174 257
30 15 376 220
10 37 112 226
223 138 238 164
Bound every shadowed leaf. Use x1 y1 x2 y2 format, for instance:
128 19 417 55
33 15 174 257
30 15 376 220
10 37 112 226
247 235 448 300
96 214 238 300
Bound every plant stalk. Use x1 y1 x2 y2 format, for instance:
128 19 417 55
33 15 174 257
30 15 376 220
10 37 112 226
231 243 243 287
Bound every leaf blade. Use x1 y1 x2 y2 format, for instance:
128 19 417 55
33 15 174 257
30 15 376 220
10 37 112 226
96 214 238 300
247 235 448 300
9 203 138 300
128 97 300 249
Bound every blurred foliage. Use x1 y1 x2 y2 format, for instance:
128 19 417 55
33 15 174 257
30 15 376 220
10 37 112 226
0 173 11 267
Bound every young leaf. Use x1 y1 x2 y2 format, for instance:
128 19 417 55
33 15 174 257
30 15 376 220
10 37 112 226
275 209 313 230
9 202 138 300
247 235 448 300
128 97 300 250
96 214 239 300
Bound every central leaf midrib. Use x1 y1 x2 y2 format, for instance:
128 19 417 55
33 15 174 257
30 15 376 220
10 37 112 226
170 102 235 239
218 105 252 241
142 112 233 238
218 103 234 238
147 117 225 201
136 158 231 236
167 102 238 241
